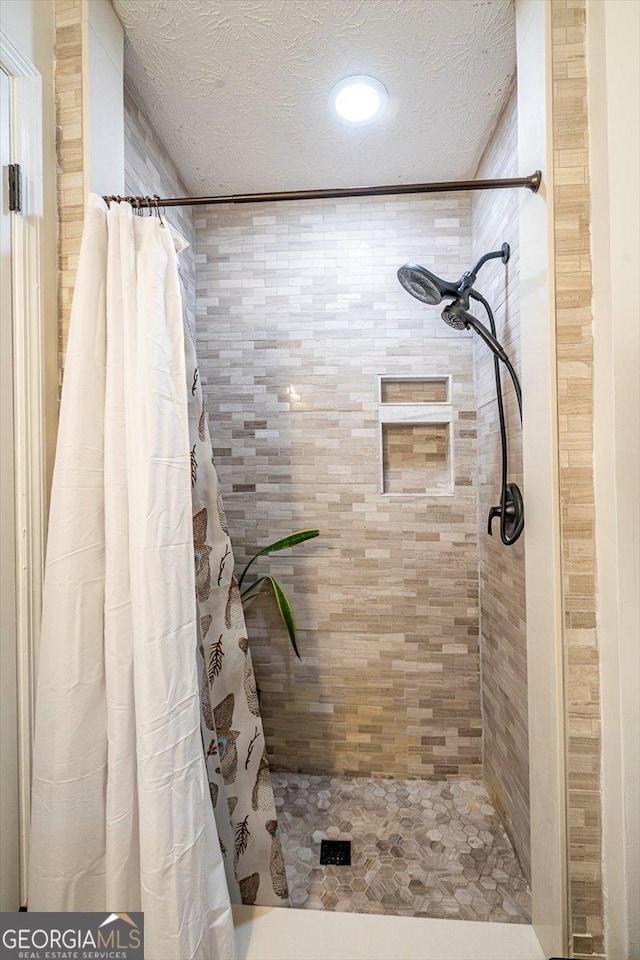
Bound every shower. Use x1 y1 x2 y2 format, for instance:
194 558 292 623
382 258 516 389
398 246 524 546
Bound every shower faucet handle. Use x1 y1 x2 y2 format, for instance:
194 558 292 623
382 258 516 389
487 504 502 535
487 497 517 536
488 483 525 544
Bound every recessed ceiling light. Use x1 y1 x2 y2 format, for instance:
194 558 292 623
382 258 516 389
329 75 388 126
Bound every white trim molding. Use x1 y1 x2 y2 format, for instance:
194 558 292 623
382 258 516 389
587 2 640 958
515 1 568 956
0 27 48 908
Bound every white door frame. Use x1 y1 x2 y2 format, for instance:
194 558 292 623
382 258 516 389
0 27 48 908
587 3 640 957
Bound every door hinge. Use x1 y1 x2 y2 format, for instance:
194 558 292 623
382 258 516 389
8 163 21 213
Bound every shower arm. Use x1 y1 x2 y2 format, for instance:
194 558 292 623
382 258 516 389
458 244 510 297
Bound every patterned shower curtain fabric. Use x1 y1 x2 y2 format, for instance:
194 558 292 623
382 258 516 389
180 253 289 909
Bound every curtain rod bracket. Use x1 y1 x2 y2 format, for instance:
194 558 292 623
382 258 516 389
526 170 542 192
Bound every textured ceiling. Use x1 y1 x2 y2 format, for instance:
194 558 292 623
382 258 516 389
113 0 516 195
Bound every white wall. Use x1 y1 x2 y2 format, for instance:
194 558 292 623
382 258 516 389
515 2 567 957
0 0 57 483
588 2 640 958
1 0 54 81
83 0 124 196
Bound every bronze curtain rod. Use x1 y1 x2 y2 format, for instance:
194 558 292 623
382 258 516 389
105 171 542 208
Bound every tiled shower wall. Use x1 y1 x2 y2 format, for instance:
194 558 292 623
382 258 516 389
470 86 530 884
195 196 483 780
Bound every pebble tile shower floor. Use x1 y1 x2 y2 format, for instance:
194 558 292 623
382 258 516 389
272 774 531 924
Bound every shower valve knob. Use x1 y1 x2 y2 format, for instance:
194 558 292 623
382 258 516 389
488 483 525 543
487 500 517 535
487 497 517 535
487 505 502 535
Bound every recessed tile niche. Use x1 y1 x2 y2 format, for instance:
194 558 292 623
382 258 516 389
379 376 453 496
380 378 449 405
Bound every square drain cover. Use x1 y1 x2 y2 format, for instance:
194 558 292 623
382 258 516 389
320 839 351 866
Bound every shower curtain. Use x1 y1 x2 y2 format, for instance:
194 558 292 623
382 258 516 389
28 196 287 960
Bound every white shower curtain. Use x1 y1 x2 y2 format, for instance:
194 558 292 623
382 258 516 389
29 196 236 960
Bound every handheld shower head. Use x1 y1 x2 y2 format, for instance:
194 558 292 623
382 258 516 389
441 300 508 361
397 264 459 306
440 300 468 331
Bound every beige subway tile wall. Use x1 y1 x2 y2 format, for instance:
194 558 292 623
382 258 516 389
551 2 604 956
470 86 530 884
54 0 84 376
195 195 483 779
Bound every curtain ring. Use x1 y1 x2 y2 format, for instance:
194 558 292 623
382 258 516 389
154 194 164 227
134 196 141 215
145 196 152 216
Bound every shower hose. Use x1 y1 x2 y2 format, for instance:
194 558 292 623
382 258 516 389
473 292 524 546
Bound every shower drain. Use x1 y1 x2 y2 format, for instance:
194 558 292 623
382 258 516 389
320 839 351 866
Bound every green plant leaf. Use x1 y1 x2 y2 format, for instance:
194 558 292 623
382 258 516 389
257 529 320 556
238 529 319 589
240 575 301 660
266 576 301 660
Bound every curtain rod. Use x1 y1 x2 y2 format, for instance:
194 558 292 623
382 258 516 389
104 171 542 208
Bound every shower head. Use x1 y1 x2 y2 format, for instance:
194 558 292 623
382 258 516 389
397 245 510 307
396 263 459 306
441 300 508 361
440 301 468 331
